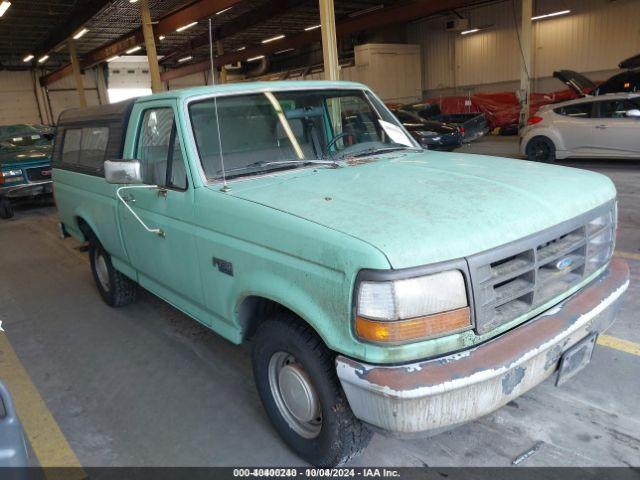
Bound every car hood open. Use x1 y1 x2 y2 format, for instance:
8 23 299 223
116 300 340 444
222 151 616 269
553 70 597 97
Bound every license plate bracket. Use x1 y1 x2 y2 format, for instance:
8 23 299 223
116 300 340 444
556 332 598 386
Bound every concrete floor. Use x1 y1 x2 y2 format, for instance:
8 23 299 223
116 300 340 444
1 136 639 467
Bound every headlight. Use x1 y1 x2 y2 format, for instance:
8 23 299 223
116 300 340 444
0 169 24 184
355 270 471 344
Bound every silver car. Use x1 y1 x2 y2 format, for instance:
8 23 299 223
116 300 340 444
520 93 640 162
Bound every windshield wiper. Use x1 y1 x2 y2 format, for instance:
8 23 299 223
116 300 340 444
342 146 421 159
217 159 339 176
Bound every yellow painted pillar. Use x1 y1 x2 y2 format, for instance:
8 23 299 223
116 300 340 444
68 38 87 108
139 0 163 93
319 0 339 81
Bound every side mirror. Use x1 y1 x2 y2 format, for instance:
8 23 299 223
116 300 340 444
104 159 143 184
626 109 640 118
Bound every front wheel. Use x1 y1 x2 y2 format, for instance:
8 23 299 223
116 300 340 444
0 197 14 219
526 136 556 162
252 314 372 466
89 237 137 307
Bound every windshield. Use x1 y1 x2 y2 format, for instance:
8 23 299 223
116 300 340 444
189 89 419 181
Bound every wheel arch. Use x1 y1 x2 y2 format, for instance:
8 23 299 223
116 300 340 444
237 294 331 349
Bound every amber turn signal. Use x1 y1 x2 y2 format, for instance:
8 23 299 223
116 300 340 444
355 307 471 344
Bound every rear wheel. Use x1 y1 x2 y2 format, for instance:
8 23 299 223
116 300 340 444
0 197 14 219
526 136 556 163
89 236 137 307
252 313 372 466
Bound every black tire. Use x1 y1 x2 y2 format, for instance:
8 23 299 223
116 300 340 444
526 136 556 163
0 197 14 219
88 236 137 307
252 313 372 467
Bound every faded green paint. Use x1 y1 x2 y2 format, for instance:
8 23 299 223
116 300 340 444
53 81 617 365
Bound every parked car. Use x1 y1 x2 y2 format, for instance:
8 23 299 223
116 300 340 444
402 101 489 142
0 381 29 467
554 53 640 97
0 124 55 219
390 108 462 151
53 81 629 467
521 93 640 162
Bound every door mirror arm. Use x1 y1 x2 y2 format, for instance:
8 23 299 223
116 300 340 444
116 185 165 238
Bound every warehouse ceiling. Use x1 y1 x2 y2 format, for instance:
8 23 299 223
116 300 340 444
0 0 413 70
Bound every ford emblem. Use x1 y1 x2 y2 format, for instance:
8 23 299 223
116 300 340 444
556 257 574 270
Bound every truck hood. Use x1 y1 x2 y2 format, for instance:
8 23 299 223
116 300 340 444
0 146 51 168
221 151 616 269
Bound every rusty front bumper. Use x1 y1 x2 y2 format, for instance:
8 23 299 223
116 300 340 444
336 258 630 437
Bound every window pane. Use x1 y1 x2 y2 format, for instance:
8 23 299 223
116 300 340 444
598 100 635 119
79 127 108 168
139 109 174 185
189 89 417 181
556 103 592 118
139 108 187 189
62 129 82 165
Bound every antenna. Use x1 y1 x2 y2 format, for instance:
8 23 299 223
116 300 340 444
209 18 215 85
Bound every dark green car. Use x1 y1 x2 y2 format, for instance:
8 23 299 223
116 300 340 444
0 124 55 219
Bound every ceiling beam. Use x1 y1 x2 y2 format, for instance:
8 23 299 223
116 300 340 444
161 0 470 82
32 0 113 60
160 0 307 65
40 0 243 87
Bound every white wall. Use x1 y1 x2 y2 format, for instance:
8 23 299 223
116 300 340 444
407 0 640 95
0 71 42 125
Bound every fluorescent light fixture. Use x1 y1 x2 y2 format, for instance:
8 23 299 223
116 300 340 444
531 9 570 20
23 54 34 62
126 46 142 54
37 55 49 64
247 55 265 62
275 48 295 55
304 24 321 31
236 46 246 51
129 0 138 3
177 55 192 63
216 6 232 15
73 28 89 40
461 28 479 35
261 34 285 44
176 21 198 32
107 56 120 62
0 1 11 18
158 35 165 40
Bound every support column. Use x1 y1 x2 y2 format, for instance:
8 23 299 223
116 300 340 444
139 0 163 93
68 38 87 108
519 0 532 128
216 40 227 84
319 0 339 81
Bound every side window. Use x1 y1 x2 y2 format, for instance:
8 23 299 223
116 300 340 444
79 127 108 168
554 103 593 118
61 127 109 170
62 129 82 165
597 100 636 119
138 108 187 190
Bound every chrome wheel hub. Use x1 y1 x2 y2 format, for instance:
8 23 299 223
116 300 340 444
94 250 110 292
268 352 322 439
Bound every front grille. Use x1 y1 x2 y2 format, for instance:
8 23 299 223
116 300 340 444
26 166 52 182
468 202 615 334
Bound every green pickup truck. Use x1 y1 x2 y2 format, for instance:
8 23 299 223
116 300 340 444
52 81 629 466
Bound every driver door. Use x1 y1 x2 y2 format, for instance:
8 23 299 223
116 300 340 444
118 102 205 310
